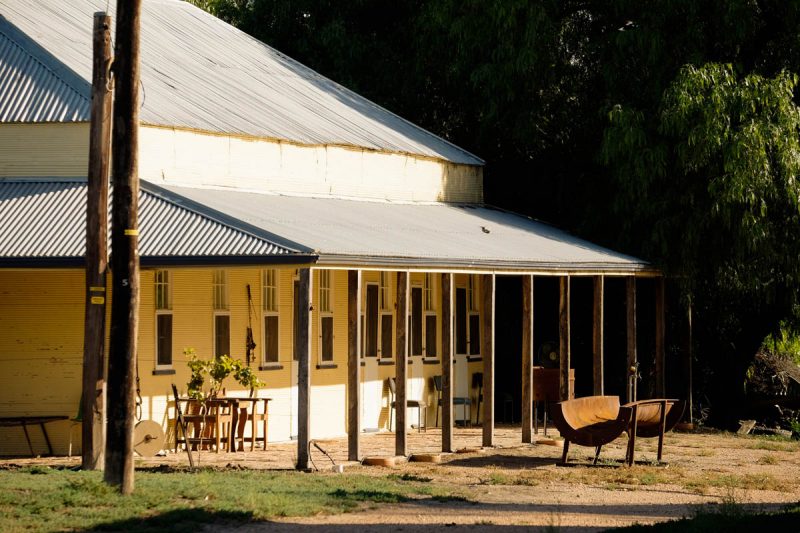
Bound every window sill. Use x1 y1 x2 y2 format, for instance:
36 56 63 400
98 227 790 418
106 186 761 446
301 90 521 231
378 360 395 366
152 368 175 376
467 356 483 363
259 364 284 371
316 363 338 370
422 359 441 365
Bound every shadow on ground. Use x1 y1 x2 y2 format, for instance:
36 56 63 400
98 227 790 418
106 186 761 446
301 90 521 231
445 453 557 469
78 508 255 532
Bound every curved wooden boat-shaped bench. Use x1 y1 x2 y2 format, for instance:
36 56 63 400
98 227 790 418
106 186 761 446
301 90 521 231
623 399 686 465
551 396 633 465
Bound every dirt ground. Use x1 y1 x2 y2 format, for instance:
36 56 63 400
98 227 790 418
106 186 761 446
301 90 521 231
4 426 800 531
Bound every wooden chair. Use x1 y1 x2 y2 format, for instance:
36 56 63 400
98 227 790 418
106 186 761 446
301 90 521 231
433 375 471 427
172 385 233 453
473 372 483 425
387 377 427 432
245 396 269 451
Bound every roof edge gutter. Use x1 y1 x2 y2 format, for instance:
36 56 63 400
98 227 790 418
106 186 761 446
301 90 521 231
0 254 318 269
314 255 660 276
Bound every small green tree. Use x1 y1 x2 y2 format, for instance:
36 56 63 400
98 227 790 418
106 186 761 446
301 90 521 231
185 348 264 400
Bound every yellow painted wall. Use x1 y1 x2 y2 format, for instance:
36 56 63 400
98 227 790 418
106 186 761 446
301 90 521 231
0 123 89 177
0 267 487 456
0 270 84 456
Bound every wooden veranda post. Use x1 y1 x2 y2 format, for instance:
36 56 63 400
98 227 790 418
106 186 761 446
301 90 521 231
592 275 604 396
481 274 495 447
686 298 693 424
82 11 112 472
655 277 666 397
105 0 142 494
441 273 454 452
626 277 638 403
559 276 571 401
395 271 409 457
521 275 534 443
347 270 361 461
296 268 312 469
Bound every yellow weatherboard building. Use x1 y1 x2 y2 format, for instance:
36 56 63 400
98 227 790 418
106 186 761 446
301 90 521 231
0 0 663 463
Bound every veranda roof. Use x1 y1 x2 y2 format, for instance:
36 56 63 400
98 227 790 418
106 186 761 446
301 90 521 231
0 179 313 267
151 183 652 273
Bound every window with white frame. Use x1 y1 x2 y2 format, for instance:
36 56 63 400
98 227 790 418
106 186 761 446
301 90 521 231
154 270 173 368
262 269 279 364
467 275 481 356
213 269 230 357
378 272 393 359
319 270 334 362
409 274 435 357
410 284 423 356
423 273 437 357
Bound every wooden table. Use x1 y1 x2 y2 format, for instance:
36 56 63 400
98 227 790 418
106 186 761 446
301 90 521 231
0 416 68 456
176 397 270 453
223 397 271 452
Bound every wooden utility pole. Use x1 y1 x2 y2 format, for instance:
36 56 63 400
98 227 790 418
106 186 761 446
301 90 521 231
105 0 142 494
82 11 113 472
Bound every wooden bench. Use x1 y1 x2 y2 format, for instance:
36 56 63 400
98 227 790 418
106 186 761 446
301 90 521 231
0 416 68 456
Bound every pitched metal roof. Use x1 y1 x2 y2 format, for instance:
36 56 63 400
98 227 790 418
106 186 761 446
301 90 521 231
0 27 88 122
0 179 314 266
0 0 483 166
153 183 652 272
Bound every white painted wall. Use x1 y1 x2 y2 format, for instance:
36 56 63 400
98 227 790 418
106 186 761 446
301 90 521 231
139 126 483 203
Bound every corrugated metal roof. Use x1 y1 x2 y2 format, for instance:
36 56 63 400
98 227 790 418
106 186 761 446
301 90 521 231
0 26 89 122
153 183 651 272
0 0 483 165
0 179 313 265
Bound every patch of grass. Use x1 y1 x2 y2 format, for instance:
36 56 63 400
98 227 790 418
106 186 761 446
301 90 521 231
606 502 800 531
683 473 790 494
0 467 465 532
758 454 778 465
734 432 799 452
693 448 716 457
482 471 538 486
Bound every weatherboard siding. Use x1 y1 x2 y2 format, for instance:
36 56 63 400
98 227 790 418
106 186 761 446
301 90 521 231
0 270 84 456
0 123 88 177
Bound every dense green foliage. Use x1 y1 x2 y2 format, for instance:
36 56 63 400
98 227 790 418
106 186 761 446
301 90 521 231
190 0 800 424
